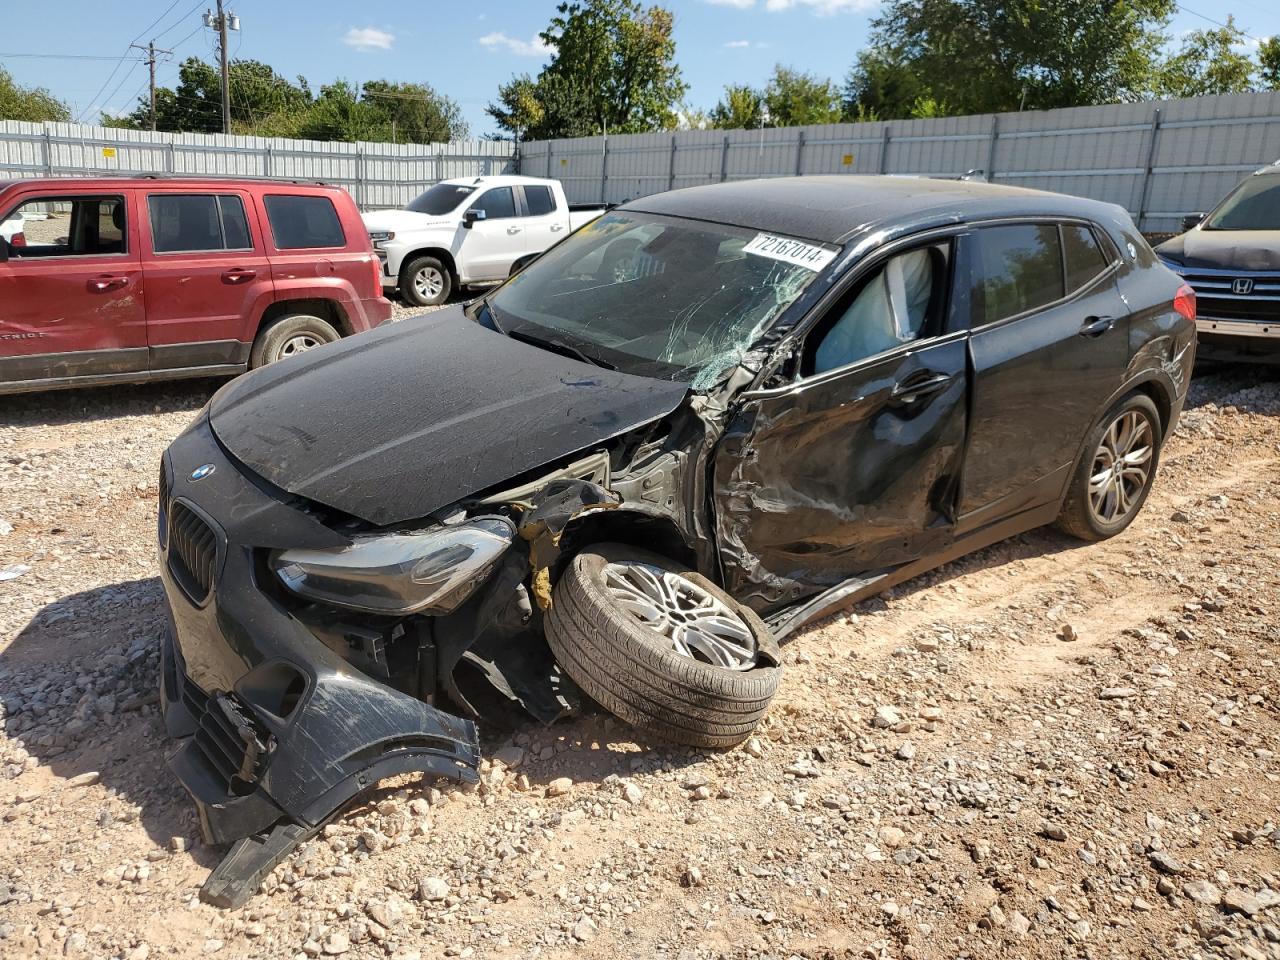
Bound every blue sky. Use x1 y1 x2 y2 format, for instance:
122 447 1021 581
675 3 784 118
3 0 1279 138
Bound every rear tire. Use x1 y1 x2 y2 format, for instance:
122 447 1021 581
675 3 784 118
401 256 452 307
1056 392 1162 542
249 314 340 369
545 544 780 748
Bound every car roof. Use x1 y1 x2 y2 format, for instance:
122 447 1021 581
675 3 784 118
624 175 1122 245
0 175 338 192
438 174 555 189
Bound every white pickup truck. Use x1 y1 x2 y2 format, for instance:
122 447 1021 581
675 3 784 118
362 175 607 306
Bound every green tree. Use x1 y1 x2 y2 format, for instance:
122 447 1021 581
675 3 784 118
0 66 71 122
1156 17 1257 97
846 0 1175 119
110 57 311 133
486 0 687 139
763 66 843 126
709 84 762 129
360 81 468 142
1261 36 1280 90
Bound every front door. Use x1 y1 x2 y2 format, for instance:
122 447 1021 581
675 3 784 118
712 238 969 615
457 186 527 282
0 191 145 386
141 190 274 370
956 221 1131 528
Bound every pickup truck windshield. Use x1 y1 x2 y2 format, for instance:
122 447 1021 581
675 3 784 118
1204 175 1280 231
407 183 476 215
488 211 830 388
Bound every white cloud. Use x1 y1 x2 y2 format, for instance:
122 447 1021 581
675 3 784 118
724 39 752 48
342 27 395 52
479 31 554 57
705 0 756 8
764 0 877 13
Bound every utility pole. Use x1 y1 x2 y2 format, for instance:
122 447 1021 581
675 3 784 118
204 3 240 134
130 40 173 132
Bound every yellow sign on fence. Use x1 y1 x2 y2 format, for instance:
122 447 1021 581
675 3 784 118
841 153 854 166
101 147 117 159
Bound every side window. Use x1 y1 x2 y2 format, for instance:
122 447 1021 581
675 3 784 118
523 185 556 217
149 194 252 253
263 195 346 249
972 224 1063 326
1063 224 1109 293
470 187 517 220
2 196 126 258
807 243 949 376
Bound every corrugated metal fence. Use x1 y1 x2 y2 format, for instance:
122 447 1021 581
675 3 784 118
520 92 1280 234
0 120 515 210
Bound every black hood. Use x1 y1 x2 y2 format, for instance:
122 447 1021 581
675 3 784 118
1156 229 1280 271
210 307 688 526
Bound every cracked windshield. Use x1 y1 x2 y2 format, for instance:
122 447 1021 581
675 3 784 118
488 211 832 389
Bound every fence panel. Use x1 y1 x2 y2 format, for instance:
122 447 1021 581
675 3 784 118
521 92 1280 234
0 121 516 210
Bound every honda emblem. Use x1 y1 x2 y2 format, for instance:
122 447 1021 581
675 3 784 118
1232 277 1254 295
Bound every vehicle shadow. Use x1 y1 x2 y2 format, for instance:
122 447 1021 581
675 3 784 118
0 378 226 431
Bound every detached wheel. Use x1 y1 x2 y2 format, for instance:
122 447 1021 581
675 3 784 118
545 544 780 748
1056 392 1163 541
401 255 451 306
249 314 340 368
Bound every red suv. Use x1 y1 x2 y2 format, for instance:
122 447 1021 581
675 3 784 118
0 176 392 395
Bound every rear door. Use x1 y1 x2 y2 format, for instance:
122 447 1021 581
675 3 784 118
456 186 526 281
713 236 969 613
956 220 1130 528
518 183 565 256
0 190 145 386
141 190 274 370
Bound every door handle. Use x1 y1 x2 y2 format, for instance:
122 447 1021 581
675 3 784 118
889 372 954 405
88 275 128 292
1079 315 1116 337
550 224 565 232
221 268 257 284
507 226 521 235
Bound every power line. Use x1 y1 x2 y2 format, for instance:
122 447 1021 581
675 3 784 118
1172 4 1267 43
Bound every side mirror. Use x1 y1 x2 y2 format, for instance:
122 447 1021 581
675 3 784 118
1181 213 1204 231
462 208 487 229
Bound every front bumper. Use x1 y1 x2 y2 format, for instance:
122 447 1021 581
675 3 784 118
158 415 479 907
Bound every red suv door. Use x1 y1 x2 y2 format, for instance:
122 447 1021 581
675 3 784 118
0 189 145 388
140 189 275 371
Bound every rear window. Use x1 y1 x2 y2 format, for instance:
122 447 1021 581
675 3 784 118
149 194 252 253
263 194 346 249
1063 224 1109 292
524 185 556 217
972 224 1064 325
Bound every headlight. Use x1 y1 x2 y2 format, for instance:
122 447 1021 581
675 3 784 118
368 231 395 245
272 516 514 615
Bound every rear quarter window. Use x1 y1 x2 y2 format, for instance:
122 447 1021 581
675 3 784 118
263 194 346 249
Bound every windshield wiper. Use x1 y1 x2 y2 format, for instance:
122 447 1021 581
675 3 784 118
506 329 617 371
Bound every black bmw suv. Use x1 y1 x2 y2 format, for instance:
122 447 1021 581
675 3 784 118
157 176 1195 906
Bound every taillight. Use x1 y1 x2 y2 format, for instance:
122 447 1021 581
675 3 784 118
369 254 381 294
1173 283 1196 321
10 232 25 248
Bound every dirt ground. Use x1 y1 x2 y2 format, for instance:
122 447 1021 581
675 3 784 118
1 355 1278 960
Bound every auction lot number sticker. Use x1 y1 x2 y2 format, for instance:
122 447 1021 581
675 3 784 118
743 233 838 272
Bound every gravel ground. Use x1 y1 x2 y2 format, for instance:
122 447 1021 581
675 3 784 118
1 344 1279 960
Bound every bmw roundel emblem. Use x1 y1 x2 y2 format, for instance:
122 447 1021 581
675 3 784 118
190 464 216 481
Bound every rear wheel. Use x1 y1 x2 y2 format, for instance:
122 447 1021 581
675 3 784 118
545 544 780 748
249 314 340 368
401 256 451 307
1056 392 1162 541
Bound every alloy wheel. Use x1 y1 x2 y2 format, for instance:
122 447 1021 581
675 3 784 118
414 266 445 300
1087 409 1153 525
603 561 757 670
279 334 322 358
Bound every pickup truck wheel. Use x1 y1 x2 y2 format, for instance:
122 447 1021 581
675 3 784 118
545 544 781 749
401 256 451 307
250 314 341 368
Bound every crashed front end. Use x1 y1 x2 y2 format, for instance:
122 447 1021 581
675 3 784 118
158 416 490 908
